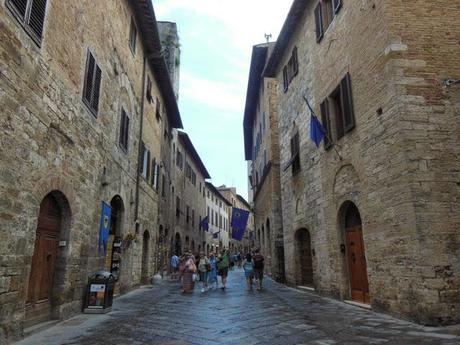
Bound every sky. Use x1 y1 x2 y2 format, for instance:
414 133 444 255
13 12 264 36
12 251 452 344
154 0 292 201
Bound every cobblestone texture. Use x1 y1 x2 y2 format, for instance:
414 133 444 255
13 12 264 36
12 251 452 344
14 269 460 345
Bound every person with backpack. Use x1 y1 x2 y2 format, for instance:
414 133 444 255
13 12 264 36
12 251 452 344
217 249 230 290
252 248 265 291
242 253 254 291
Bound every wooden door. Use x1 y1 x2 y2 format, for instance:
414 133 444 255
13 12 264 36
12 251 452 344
346 226 370 304
26 195 61 323
298 230 313 286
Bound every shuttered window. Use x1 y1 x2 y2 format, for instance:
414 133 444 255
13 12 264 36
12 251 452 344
320 73 355 149
146 77 152 103
315 0 343 43
282 47 299 92
140 143 150 179
314 3 324 42
119 108 129 151
151 158 159 190
290 132 301 173
283 66 289 92
129 17 137 55
320 100 332 149
82 51 102 116
156 97 161 121
7 0 47 44
341 73 355 132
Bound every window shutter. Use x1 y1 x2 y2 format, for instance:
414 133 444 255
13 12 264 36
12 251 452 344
293 47 299 77
314 3 324 43
124 115 129 150
283 66 288 92
119 109 125 147
341 73 355 132
151 159 156 186
28 0 47 39
320 100 332 149
333 0 342 14
9 0 27 19
83 53 95 106
146 150 151 179
139 142 145 173
91 65 102 112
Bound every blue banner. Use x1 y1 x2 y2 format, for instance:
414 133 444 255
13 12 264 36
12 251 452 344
231 207 250 241
200 216 209 231
98 201 112 254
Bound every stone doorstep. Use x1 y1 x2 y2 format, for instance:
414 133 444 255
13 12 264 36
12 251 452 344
23 320 60 338
343 300 372 310
297 285 316 292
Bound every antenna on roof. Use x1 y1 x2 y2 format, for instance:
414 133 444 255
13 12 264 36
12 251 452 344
264 33 272 43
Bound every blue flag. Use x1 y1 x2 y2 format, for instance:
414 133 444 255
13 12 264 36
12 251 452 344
200 216 209 231
99 201 112 254
213 230 220 239
231 207 250 241
310 114 326 147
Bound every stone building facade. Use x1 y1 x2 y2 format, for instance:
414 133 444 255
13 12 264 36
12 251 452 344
218 187 254 254
243 42 285 282
204 182 231 253
170 130 209 256
0 0 182 342
262 0 460 325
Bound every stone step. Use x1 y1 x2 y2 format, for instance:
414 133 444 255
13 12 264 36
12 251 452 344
23 320 60 338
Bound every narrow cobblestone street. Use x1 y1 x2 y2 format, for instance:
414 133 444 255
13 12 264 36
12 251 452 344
15 269 460 345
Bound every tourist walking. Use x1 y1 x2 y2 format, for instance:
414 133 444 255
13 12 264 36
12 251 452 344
197 252 210 293
170 253 179 280
242 253 254 291
217 249 230 290
181 253 196 293
253 249 265 291
208 252 218 289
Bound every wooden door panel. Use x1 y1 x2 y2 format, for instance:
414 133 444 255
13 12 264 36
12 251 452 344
346 227 369 304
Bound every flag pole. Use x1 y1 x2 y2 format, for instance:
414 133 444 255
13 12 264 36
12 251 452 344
302 95 342 161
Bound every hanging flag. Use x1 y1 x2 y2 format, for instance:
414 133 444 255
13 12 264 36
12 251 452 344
213 230 220 239
310 113 326 147
302 95 326 147
98 201 112 254
200 216 209 231
231 207 250 241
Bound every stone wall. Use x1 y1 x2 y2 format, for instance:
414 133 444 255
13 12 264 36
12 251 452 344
275 0 459 325
0 0 175 342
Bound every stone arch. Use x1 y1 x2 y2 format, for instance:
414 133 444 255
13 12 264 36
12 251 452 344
333 164 361 202
294 228 314 287
26 190 72 325
266 218 271 243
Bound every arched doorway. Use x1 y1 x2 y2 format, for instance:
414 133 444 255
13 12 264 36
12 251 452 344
191 239 195 253
27 192 70 325
295 228 313 286
343 202 369 304
174 233 181 256
141 230 150 284
105 196 124 281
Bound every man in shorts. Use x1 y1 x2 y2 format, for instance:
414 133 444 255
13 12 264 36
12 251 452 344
252 249 265 291
217 249 230 290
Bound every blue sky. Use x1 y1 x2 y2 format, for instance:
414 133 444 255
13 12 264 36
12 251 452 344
155 1 292 200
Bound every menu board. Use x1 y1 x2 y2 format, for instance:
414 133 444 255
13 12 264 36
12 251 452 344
87 284 106 308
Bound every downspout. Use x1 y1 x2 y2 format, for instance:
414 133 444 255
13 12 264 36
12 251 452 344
135 56 147 221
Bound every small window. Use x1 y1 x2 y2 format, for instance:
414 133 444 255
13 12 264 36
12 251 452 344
156 97 161 121
186 205 190 223
320 72 355 148
146 77 152 103
192 209 195 227
119 108 129 151
82 50 102 116
282 47 298 92
176 151 183 169
161 174 166 197
7 0 48 44
176 197 181 217
151 158 159 189
191 171 196 186
129 17 137 55
315 0 342 42
140 143 150 179
290 132 300 173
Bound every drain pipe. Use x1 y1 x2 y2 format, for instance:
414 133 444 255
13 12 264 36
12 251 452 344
135 56 147 222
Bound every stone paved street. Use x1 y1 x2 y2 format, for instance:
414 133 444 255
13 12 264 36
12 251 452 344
15 269 460 345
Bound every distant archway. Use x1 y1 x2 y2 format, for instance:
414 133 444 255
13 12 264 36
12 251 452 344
141 230 150 284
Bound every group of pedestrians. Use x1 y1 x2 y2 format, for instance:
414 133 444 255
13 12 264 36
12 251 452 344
169 249 264 293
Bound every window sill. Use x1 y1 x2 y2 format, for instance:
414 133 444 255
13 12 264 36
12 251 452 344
82 99 98 118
